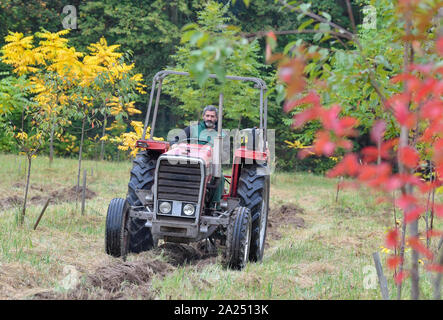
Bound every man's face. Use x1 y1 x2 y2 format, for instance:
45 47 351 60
203 110 217 128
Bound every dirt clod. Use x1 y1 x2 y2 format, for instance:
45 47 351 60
0 185 97 211
267 203 306 241
32 240 219 300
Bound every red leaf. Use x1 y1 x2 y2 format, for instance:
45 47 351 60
390 96 416 128
370 120 386 144
394 270 410 284
297 148 314 160
398 146 419 169
358 165 378 181
313 131 335 156
385 228 399 249
437 164 443 179
336 117 359 137
433 204 443 218
387 255 403 270
395 194 417 210
426 229 443 238
328 153 360 178
284 91 320 112
384 175 404 192
291 108 318 128
437 37 443 56
278 66 293 83
413 78 437 103
319 105 341 131
267 30 276 41
265 31 277 62
343 153 360 176
425 264 443 273
404 206 425 224
407 236 434 260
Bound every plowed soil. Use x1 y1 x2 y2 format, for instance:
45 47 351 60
0 184 97 211
31 203 305 300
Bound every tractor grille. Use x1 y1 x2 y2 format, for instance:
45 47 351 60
156 159 202 203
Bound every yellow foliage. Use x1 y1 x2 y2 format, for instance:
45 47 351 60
86 37 122 69
117 122 164 157
1 32 39 75
15 132 28 140
285 140 312 149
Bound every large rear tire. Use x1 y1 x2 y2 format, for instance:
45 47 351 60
223 206 252 270
105 198 130 258
237 164 270 262
126 151 158 253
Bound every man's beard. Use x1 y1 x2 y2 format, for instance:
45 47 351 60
205 120 215 128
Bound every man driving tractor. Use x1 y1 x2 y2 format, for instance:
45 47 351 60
172 105 224 209
105 70 270 270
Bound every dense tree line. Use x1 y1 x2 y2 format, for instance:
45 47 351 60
0 0 359 171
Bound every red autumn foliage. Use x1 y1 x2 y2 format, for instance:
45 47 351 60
394 270 410 285
425 264 443 273
407 237 434 260
271 0 443 289
398 146 420 169
387 255 403 270
386 228 399 249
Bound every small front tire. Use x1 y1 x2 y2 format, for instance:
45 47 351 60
105 198 130 258
223 206 252 270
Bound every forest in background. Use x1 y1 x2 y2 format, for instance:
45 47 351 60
1 1 369 171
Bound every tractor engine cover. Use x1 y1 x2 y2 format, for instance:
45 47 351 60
151 143 214 242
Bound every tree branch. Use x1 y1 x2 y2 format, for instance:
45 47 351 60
277 0 356 41
242 29 352 40
345 0 357 34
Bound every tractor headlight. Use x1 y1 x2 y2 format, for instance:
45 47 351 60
182 204 195 216
159 201 172 214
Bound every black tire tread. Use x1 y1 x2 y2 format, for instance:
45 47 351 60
105 198 128 257
237 164 269 262
223 206 252 270
126 151 157 253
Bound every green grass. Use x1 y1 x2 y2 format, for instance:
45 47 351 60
0 153 442 299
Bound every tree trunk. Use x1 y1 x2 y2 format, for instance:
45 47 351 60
49 117 56 166
100 113 107 161
76 116 86 208
20 155 32 226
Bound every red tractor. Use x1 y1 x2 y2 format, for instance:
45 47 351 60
105 70 270 269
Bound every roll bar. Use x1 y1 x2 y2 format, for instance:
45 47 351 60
141 70 268 149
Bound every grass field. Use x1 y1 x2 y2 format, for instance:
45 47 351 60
0 153 442 300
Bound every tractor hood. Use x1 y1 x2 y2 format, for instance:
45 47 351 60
164 143 213 167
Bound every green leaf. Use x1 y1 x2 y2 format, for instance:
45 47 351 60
313 32 322 42
283 41 298 55
298 18 314 31
321 12 332 22
299 3 311 12
318 23 330 32
212 64 226 83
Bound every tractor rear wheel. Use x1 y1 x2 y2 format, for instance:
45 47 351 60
126 151 158 253
223 206 252 270
237 164 270 262
105 198 130 258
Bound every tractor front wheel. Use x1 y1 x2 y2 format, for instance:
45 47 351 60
223 206 252 270
105 198 130 258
